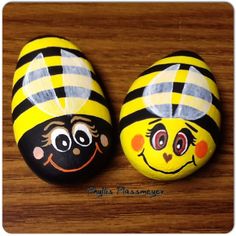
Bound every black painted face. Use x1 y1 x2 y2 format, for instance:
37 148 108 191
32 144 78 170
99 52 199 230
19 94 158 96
18 115 112 183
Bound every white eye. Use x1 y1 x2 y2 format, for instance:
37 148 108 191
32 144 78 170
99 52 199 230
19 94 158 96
72 123 92 147
51 128 71 152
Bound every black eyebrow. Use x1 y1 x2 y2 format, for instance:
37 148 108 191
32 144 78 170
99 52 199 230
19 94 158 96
149 118 162 125
185 123 198 133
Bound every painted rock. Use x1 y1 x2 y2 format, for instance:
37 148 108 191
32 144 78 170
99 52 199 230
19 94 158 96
120 51 221 181
11 36 112 183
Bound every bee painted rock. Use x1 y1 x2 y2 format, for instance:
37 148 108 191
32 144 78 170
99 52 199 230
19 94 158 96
11 36 112 183
120 51 221 181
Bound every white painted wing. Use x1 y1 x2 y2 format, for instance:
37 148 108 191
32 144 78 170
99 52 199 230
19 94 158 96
23 53 64 116
143 64 180 118
61 49 92 114
174 66 212 120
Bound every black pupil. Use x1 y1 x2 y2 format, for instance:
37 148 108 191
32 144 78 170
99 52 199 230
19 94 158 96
177 139 183 150
159 135 165 146
75 130 90 145
56 134 70 151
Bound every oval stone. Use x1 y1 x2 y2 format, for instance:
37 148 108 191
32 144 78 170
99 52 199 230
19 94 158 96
120 51 221 181
12 36 113 183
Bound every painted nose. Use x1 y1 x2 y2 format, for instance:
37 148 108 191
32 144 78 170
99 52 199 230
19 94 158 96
73 148 80 156
163 153 172 163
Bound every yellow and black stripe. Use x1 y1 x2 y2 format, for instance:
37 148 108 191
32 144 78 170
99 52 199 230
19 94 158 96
12 36 111 143
119 51 221 143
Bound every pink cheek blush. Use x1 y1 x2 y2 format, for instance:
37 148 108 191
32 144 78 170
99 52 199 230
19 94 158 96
33 147 44 160
195 140 208 159
131 134 144 152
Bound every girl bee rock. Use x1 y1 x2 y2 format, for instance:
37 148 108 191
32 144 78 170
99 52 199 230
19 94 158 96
120 51 221 181
11 36 112 183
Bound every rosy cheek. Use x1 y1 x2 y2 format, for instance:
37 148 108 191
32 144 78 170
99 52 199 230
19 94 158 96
195 140 208 159
33 147 44 160
131 134 144 152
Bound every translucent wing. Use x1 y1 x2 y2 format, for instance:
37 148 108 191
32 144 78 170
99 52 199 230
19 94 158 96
174 66 212 120
23 53 64 116
143 64 180 118
61 49 92 114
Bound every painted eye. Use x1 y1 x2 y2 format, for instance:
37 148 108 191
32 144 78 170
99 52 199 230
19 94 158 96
51 128 71 152
151 129 168 150
173 132 188 156
72 123 92 147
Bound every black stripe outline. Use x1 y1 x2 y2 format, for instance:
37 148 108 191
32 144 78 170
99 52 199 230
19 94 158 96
12 65 97 98
16 47 86 69
139 63 215 82
119 107 219 143
12 87 107 122
123 82 220 111
163 50 204 61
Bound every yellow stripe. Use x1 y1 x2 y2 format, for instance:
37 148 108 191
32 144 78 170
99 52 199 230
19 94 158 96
13 98 111 143
11 74 104 112
120 93 220 127
13 55 94 86
128 70 220 99
151 56 211 71
18 37 80 59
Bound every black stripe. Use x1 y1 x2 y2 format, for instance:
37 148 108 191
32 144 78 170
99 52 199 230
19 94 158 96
163 50 204 61
16 47 86 69
119 107 219 143
139 63 215 81
172 83 183 115
193 115 220 143
119 108 158 134
12 87 107 122
12 65 98 98
173 82 185 94
124 82 220 111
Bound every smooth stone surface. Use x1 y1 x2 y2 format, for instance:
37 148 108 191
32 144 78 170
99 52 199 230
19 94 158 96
120 51 221 181
11 36 112 183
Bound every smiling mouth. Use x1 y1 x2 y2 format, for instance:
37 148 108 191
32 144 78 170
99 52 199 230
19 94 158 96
43 143 102 173
138 149 197 175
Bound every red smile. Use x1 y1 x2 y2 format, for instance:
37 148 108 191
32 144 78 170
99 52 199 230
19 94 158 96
43 143 102 173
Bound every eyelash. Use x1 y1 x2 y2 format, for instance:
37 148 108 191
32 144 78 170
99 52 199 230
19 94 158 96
41 132 52 147
145 128 152 137
180 128 196 146
88 124 99 137
41 138 50 147
188 134 196 146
